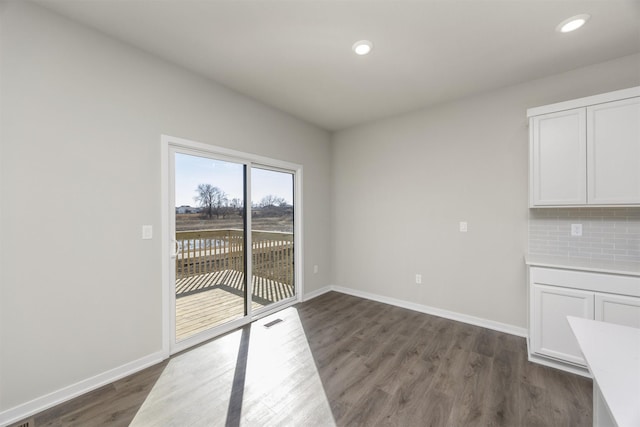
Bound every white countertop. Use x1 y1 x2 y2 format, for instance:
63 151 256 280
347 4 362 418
525 254 640 277
568 317 640 427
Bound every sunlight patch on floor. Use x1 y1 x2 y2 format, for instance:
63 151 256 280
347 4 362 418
130 307 335 426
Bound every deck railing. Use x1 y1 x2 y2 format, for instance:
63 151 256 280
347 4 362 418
175 229 294 286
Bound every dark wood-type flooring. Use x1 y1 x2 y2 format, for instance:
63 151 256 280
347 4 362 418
22 292 592 427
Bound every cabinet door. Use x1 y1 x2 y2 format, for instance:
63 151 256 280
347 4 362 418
587 97 640 204
530 109 587 206
531 284 594 365
595 293 640 328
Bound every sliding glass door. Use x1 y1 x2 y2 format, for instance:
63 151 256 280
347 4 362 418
165 137 300 353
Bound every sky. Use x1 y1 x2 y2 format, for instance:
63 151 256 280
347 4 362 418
175 153 293 207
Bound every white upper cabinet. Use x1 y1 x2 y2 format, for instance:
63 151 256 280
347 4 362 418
531 109 586 205
528 87 640 207
587 97 640 204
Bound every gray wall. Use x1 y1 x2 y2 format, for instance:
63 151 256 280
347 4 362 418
332 53 640 329
0 1 331 411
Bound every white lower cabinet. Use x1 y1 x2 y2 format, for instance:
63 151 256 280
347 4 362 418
595 293 640 328
528 267 640 374
531 284 593 366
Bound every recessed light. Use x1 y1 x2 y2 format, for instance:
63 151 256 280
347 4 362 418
556 14 591 33
352 40 372 55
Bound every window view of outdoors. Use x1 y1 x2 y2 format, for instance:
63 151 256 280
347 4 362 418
174 153 294 341
251 167 295 311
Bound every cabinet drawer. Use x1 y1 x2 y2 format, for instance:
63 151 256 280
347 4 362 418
530 267 640 297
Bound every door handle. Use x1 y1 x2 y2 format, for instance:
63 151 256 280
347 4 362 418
171 240 180 259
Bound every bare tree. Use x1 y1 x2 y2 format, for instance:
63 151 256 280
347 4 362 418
230 198 243 209
212 188 229 219
194 184 228 219
195 184 215 218
259 194 286 208
230 198 244 217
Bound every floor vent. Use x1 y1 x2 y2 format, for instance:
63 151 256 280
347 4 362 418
11 418 34 427
264 318 283 328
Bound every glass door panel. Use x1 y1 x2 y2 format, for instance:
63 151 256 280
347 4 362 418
250 167 295 312
174 153 246 341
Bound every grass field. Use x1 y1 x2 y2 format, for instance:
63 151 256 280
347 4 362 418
176 213 293 233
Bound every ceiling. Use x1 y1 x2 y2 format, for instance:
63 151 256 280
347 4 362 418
35 0 640 131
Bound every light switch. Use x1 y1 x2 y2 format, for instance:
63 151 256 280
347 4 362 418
459 221 468 232
142 225 153 240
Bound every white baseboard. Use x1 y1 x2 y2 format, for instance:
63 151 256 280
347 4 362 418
0 350 166 427
2 285 526 426
302 285 333 301
527 353 591 378
2 286 330 426
328 285 528 338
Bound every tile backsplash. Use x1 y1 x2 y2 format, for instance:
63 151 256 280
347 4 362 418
529 207 640 263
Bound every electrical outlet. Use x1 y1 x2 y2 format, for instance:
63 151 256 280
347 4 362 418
571 224 583 237
415 274 422 284
459 221 468 232
313 265 318 274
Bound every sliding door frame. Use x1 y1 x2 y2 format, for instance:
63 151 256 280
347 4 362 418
161 134 303 356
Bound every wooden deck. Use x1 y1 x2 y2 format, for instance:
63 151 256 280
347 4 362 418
176 270 294 340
